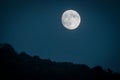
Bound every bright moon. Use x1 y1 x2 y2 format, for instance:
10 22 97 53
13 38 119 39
62 10 81 30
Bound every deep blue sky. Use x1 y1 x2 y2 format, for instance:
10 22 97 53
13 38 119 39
0 0 120 72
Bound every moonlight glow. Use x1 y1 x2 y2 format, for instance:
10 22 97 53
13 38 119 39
62 10 81 30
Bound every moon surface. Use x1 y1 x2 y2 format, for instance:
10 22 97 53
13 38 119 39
62 10 81 30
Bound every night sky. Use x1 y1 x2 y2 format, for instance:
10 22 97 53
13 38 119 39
0 0 120 72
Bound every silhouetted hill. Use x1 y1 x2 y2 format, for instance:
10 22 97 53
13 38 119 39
0 43 120 80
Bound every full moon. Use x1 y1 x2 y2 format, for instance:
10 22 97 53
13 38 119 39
61 10 81 30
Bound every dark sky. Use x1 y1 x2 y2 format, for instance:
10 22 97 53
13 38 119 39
0 0 120 72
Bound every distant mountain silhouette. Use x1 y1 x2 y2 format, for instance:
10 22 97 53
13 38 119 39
0 43 120 80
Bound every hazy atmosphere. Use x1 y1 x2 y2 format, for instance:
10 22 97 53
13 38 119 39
0 0 120 72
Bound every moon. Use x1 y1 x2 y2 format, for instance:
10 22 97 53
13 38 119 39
61 10 81 30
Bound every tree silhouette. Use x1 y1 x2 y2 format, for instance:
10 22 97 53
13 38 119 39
0 43 120 80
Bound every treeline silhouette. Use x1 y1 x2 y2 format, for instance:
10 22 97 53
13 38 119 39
0 43 120 80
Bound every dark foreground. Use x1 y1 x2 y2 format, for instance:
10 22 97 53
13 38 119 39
0 43 120 80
